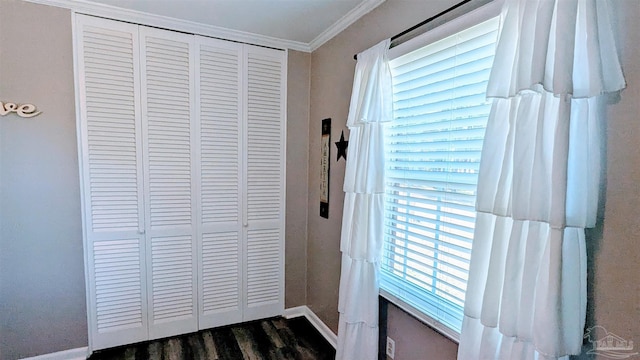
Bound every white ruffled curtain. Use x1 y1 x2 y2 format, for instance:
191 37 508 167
458 0 625 359
336 39 393 360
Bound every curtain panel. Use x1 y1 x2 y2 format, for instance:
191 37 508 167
336 39 393 360
458 0 625 359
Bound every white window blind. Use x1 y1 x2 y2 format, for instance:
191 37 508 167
381 16 499 335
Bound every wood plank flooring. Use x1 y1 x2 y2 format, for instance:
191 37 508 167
88 317 336 360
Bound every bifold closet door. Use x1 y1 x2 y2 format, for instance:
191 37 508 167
243 45 286 321
76 15 148 351
196 41 286 326
78 14 286 350
139 27 198 340
196 37 244 329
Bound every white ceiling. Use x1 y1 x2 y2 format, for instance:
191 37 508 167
79 0 384 48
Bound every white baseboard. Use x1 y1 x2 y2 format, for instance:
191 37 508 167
19 347 88 360
284 305 337 348
284 305 308 319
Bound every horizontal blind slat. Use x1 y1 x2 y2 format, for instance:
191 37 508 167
381 254 467 301
385 208 476 235
383 222 473 254
383 231 472 267
385 192 476 215
383 15 498 334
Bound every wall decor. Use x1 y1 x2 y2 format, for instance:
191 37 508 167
335 130 348 161
320 118 331 218
0 101 42 118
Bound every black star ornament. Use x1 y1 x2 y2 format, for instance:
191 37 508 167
335 130 348 161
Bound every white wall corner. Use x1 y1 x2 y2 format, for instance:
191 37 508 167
308 0 387 51
284 305 338 348
19 347 89 360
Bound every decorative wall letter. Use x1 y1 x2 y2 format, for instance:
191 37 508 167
0 101 42 118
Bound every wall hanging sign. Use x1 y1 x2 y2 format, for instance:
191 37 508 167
320 118 331 219
0 101 42 118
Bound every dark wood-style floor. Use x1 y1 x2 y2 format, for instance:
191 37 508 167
88 317 336 360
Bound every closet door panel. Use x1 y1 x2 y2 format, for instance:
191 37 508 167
200 230 241 327
140 27 198 339
76 15 148 351
243 45 286 321
245 225 281 319
196 37 244 328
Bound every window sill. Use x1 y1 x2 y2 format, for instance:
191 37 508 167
379 288 461 344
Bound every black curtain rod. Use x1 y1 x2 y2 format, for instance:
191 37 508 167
353 0 473 60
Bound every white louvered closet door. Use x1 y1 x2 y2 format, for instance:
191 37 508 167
139 27 198 340
75 15 148 351
243 45 286 321
78 15 287 350
196 37 244 329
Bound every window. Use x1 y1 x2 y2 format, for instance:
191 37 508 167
380 12 499 339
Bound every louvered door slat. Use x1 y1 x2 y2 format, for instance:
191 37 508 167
76 15 148 351
150 235 194 322
246 52 284 223
243 45 285 321
246 229 280 306
140 26 197 340
83 25 139 232
201 232 240 312
144 36 192 229
196 37 244 329
199 42 241 225
94 239 143 331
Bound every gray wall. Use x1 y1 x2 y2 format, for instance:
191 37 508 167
595 0 640 353
386 303 457 360
307 0 640 359
0 1 311 358
286 50 311 308
0 1 88 358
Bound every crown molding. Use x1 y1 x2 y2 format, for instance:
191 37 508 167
308 0 386 51
23 0 387 53
23 0 311 52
